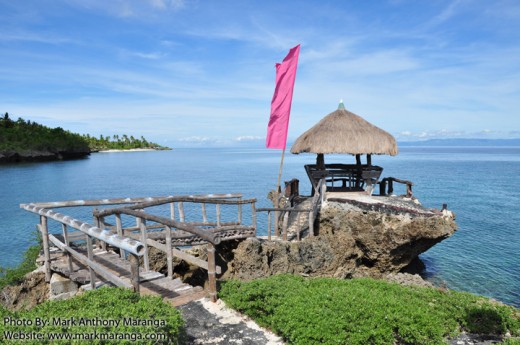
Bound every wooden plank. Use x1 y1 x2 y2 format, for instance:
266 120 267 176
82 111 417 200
166 288 208 307
48 234 132 289
207 243 217 303
39 217 51 282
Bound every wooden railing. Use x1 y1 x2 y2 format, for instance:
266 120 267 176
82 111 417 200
305 164 383 193
20 203 145 293
379 177 414 198
21 194 257 302
257 178 327 241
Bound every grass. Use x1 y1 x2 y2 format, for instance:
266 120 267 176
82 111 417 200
220 274 520 345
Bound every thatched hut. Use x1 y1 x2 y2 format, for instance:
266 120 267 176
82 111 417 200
290 102 398 194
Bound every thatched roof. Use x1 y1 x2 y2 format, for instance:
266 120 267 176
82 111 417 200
290 103 398 156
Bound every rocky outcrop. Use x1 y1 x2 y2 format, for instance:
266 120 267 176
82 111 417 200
222 195 456 281
0 149 90 163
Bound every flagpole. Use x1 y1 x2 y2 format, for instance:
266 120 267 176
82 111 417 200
275 148 286 207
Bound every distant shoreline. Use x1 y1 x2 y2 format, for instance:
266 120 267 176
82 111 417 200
94 148 172 153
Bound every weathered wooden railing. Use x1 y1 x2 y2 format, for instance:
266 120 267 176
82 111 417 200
93 195 257 302
20 203 145 293
21 194 257 302
379 177 414 198
257 178 327 241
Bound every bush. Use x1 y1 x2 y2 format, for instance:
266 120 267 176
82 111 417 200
0 245 40 290
0 287 184 344
220 275 520 345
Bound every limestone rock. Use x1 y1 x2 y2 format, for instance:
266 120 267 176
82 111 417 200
222 196 456 281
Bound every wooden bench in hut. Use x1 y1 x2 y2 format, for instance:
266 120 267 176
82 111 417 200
305 163 383 194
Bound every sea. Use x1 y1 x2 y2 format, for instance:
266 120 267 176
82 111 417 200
0 147 519 308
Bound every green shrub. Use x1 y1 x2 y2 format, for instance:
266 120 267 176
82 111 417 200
0 245 40 290
0 287 184 344
220 275 520 345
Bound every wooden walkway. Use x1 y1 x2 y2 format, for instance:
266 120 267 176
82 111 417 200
47 246 207 306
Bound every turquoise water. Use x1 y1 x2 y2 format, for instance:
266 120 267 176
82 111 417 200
1 147 519 307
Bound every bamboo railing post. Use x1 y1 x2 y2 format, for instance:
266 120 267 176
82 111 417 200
93 211 107 251
201 203 207 223
274 210 280 236
252 203 257 236
129 253 140 294
216 204 221 227
61 224 73 273
267 211 272 240
282 212 289 241
170 202 176 220
139 218 150 272
237 196 242 225
207 243 217 303
115 214 125 259
165 225 173 279
178 202 185 222
86 234 96 290
40 216 51 282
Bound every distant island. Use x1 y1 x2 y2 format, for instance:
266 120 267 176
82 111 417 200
398 138 520 146
0 113 169 163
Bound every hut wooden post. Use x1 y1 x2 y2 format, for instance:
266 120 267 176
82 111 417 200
129 253 140 294
139 218 150 272
39 216 51 282
86 234 96 290
115 214 125 259
207 243 218 303
367 154 372 166
165 225 173 279
61 224 73 273
356 154 362 165
380 178 387 196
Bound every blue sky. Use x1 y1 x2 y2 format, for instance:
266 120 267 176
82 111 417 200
1 0 519 147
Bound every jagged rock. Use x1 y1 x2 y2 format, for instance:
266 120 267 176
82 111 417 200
222 195 456 281
0 271 48 311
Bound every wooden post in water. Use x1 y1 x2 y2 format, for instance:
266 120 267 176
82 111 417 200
86 234 96 290
165 225 173 279
129 253 140 294
61 224 73 273
139 218 150 272
207 243 217 303
39 216 51 282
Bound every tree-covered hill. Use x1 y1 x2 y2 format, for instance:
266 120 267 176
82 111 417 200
0 113 169 163
0 113 90 163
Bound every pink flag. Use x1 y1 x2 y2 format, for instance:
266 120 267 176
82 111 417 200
266 44 300 149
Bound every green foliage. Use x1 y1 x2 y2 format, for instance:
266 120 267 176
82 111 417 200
0 114 89 154
0 287 184 344
220 275 520 345
0 245 40 290
82 133 166 151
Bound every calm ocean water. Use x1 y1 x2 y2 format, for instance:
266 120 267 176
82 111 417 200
0 147 519 307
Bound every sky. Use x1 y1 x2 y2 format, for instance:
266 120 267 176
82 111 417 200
1 0 519 147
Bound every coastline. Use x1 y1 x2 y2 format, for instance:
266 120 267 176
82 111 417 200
94 148 171 153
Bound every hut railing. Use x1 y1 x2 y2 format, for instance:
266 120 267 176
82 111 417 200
20 203 145 293
305 164 383 193
379 177 414 198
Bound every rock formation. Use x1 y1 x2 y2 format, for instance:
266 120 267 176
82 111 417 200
221 195 456 281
